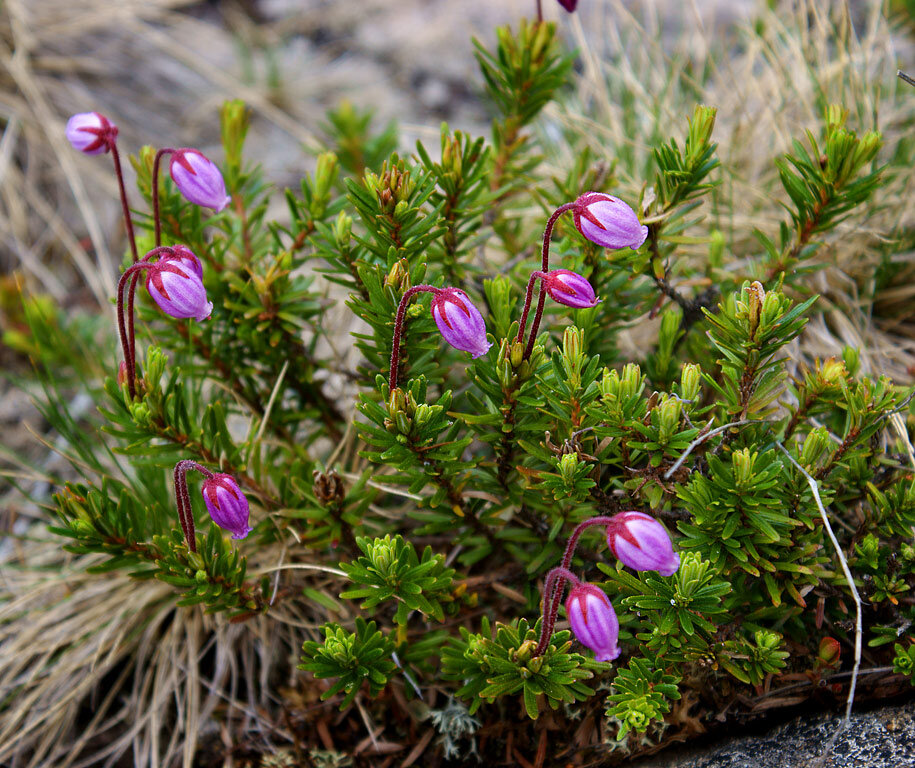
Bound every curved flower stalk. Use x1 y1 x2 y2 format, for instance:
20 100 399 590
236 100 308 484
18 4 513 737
116 246 212 398
173 460 251 552
517 194 642 360
65 111 138 262
533 512 679 658
151 147 231 246
389 284 491 390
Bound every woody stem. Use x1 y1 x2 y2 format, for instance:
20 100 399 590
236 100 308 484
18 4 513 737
108 138 139 263
152 148 177 247
389 284 438 391
523 203 575 360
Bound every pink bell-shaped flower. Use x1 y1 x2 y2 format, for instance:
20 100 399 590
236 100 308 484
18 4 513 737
201 473 252 540
65 112 117 155
169 149 231 212
430 287 492 359
145 260 212 322
572 192 648 250
566 582 620 662
542 269 600 309
606 511 680 577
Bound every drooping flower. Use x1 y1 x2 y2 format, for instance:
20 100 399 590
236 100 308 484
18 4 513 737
557 0 578 10
572 192 648 250
169 149 231 211
65 112 117 155
430 287 492 359
200 473 252 539
566 582 620 662
145 260 212 322
542 269 600 309
605 511 680 576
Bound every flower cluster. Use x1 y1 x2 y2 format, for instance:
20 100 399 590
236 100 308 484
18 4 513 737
535 513 680 662
67 111 250 545
387 192 644 388
66 105 649 575
379 192 654 665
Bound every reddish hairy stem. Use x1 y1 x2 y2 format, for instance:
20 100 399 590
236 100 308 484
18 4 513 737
388 284 439 391
533 516 616 657
523 203 575 360
127 246 176 365
173 463 192 547
116 263 156 398
515 271 547 346
534 566 581 654
536 0 543 21
108 138 139 263
173 460 215 553
152 148 177 247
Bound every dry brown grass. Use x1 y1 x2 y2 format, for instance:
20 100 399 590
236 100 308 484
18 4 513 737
548 0 915 381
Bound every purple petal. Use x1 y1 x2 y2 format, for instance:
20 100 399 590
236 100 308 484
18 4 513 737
431 288 492 358
574 192 647 250
170 149 231 212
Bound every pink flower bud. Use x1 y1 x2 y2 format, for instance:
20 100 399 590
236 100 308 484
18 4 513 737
145 260 213 322
566 583 620 662
542 269 600 309
164 244 203 279
572 192 648 250
169 149 231 212
201 473 252 539
605 511 680 576
65 112 117 155
430 287 492 359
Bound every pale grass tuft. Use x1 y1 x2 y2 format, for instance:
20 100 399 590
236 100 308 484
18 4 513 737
0 521 345 767
548 0 915 381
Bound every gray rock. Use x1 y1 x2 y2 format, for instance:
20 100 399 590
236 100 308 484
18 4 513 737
633 700 915 768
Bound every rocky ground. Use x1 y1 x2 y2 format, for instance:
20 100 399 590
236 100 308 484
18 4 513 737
634 699 915 768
